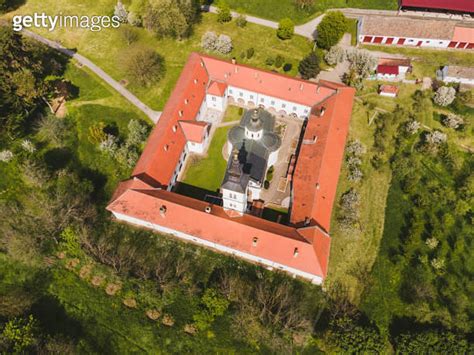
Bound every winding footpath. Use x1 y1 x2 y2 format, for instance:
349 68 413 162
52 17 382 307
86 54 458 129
22 29 162 123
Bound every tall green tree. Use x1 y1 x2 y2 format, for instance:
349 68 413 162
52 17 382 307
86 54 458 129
298 51 320 79
316 11 347 49
277 18 294 40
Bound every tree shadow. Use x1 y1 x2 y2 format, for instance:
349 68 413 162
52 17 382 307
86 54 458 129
174 182 219 202
44 147 73 171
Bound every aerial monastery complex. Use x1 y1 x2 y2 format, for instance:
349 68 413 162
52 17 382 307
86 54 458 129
107 53 355 284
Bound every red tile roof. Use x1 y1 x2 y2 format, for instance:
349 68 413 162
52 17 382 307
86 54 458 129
378 58 411 67
108 54 356 281
200 54 334 107
401 0 474 13
290 85 356 232
208 80 227 96
380 85 399 94
107 186 325 277
178 120 208 143
377 65 399 75
452 26 474 42
132 53 209 186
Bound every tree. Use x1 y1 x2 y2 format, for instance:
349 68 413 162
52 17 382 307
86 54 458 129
127 119 149 146
343 49 377 89
405 120 421 135
316 11 348 49
36 114 69 146
120 26 139 46
114 1 129 23
201 31 218 51
141 0 200 39
215 34 233 54
433 86 456 106
246 47 254 59
120 45 163 86
325 46 346 65
277 18 294 40
275 55 284 68
328 316 385 353
395 330 469 354
216 1 232 23
298 52 320 79
1 315 38 353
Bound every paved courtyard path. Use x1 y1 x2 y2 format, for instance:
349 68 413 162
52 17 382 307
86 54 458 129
22 29 162 124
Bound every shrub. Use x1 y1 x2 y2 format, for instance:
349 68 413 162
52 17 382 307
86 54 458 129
99 134 119 157
201 31 218 51
433 86 456 106
298 52 320 79
316 11 348 49
275 55 284 68
0 150 13 162
216 1 232 23
236 14 247 28
21 139 36 153
120 26 139 46
405 120 421 135
395 330 470 354
36 114 68 146
283 63 292 72
277 18 294 40
88 122 107 144
215 34 233 54
127 11 141 26
442 113 464 129
265 57 275 66
346 139 366 156
246 47 254 59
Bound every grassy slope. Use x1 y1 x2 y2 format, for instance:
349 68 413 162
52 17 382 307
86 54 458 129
4 3 312 110
225 0 398 23
326 98 392 304
64 63 148 198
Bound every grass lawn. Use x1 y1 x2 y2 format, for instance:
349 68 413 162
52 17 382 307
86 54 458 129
63 63 148 199
362 45 474 78
181 126 233 193
4 3 313 110
326 97 392 304
222 105 244 123
225 0 397 23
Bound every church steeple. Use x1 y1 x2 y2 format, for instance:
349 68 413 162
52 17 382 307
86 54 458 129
228 149 242 182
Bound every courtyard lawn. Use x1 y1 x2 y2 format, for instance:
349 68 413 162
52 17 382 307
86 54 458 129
181 126 232 193
222 105 244 123
4 4 313 110
362 45 474 78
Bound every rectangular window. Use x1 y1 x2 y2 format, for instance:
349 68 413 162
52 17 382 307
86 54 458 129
271 100 275 105
229 89 233 94
282 103 286 108
239 92 243 97
212 96 216 101
260 98 264 102
293 106 297 111
250 95 254 99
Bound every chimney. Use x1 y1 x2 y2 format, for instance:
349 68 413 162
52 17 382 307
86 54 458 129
319 107 326 116
231 57 236 65
252 237 258 247
304 217 310 226
316 183 320 190
316 86 320 94
159 205 167 217
293 247 299 257
205 205 212 213
300 83 304 91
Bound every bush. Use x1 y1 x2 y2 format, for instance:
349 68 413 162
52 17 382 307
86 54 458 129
236 14 247 28
88 122 107 144
395 330 469 354
265 57 275 66
325 46 346 65
114 1 128 23
217 1 232 23
283 63 292 72
277 18 294 40
433 86 456 106
120 26 139 46
275 55 284 68
316 11 347 49
201 31 218 51
240 51 246 59
442 113 464 129
246 47 254 59
215 34 233 54
298 52 320 79
127 119 149 146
